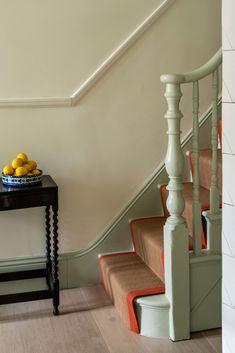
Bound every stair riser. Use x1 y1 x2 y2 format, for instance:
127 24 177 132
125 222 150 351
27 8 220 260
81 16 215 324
130 217 165 282
187 150 222 194
99 252 165 333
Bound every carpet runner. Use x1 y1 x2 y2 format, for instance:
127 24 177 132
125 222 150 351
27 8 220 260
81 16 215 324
99 122 222 333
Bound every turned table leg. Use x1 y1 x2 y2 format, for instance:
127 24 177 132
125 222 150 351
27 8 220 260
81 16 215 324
52 206 60 315
45 206 52 288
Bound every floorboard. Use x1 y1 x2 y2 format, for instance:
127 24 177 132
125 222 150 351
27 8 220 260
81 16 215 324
81 286 153 353
0 286 222 353
203 329 222 353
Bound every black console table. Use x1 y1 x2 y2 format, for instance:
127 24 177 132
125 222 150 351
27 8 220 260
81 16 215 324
0 175 59 315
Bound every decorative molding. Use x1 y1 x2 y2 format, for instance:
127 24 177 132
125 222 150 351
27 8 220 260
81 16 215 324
0 97 72 108
0 0 175 108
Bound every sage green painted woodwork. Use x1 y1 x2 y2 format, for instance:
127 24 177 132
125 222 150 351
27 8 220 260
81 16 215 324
161 49 222 84
135 294 170 338
190 252 222 331
210 69 220 214
160 49 222 341
164 82 185 225
164 222 190 341
161 78 190 341
203 209 222 254
192 80 202 255
132 250 222 340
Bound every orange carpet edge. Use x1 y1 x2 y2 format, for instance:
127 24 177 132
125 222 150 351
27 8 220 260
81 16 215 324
127 286 165 333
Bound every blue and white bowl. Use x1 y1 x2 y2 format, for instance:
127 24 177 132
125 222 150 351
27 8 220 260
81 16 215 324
2 170 43 187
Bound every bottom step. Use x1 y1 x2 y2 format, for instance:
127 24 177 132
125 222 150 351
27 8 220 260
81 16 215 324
99 252 165 333
135 294 170 338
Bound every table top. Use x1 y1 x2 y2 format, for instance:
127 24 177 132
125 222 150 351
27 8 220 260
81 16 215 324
0 175 58 211
0 175 57 195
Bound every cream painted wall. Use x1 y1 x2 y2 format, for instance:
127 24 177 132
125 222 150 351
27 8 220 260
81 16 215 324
0 0 221 258
0 0 161 98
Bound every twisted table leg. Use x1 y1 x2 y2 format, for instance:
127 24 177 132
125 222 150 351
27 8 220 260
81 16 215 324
52 206 59 315
45 206 51 288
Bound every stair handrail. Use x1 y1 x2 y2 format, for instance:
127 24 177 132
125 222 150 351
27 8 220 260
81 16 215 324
160 48 222 341
161 48 222 84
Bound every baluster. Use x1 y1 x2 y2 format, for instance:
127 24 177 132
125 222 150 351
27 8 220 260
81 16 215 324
210 69 220 213
164 83 185 225
192 81 202 255
203 69 221 254
161 77 190 341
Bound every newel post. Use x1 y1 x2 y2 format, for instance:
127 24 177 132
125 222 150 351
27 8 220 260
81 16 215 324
161 75 190 341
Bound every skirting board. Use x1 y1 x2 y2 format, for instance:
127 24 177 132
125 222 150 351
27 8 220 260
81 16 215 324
0 100 220 293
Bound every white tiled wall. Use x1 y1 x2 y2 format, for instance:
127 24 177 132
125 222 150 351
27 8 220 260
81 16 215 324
223 1 235 352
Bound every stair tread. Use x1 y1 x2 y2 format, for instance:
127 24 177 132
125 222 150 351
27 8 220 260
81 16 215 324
130 217 165 282
100 252 165 333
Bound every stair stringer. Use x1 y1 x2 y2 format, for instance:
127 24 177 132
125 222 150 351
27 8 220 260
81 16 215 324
190 252 222 332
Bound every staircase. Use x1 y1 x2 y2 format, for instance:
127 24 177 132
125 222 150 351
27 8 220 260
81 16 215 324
99 50 222 341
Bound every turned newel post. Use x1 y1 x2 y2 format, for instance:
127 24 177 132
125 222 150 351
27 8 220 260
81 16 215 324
160 75 190 341
164 82 185 225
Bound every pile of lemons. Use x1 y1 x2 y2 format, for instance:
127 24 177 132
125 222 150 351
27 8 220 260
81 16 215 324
3 153 41 177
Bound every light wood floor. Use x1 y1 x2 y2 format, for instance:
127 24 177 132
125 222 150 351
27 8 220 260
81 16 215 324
0 286 222 353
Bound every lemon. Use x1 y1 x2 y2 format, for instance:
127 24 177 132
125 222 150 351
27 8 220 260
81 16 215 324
32 169 41 175
17 153 28 163
27 172 33 176
28 160 37 171
12 158 24 169
3 165 14 175
24 163 31 172
15 166 27 176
